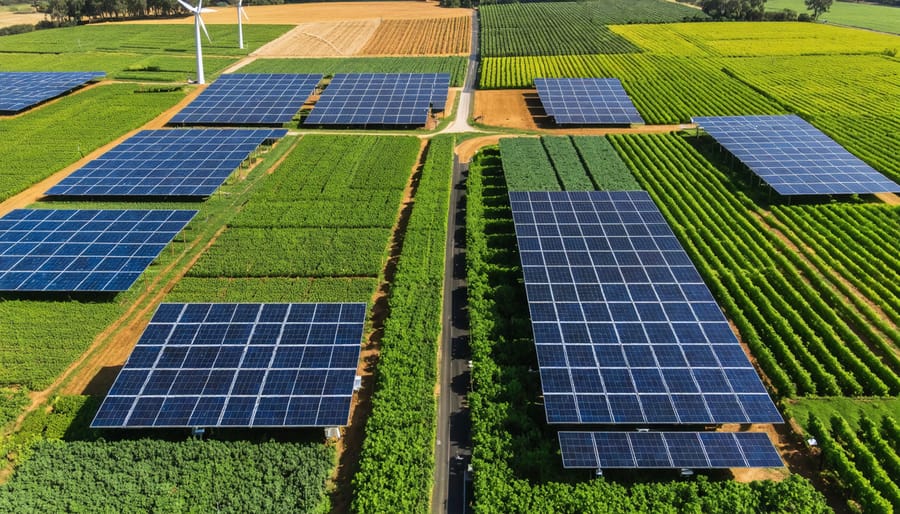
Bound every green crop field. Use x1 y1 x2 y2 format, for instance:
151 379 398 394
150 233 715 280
479 0 706 57
0 51 237 82
0 24 291 55
466 145 830 511
766 0 900 34
240 56 468 87
0 83 186 202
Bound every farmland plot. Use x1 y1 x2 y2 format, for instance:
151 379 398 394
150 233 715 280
359 16 471 55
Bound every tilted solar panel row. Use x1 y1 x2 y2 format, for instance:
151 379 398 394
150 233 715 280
0 71 105 114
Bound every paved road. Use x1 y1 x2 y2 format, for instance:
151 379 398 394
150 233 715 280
432 153 473 514
443 10 479 134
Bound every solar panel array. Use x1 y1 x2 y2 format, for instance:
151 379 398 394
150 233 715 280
304 73 450 127
45 129 288 198
508 191 782 425
168 74 322 126
0 209 196 292
693 115 900 196
92 302 365 428
0 71 105 114
535 78 644 126
558 431 783 469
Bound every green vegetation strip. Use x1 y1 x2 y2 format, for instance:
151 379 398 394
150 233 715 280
0 83 185 202
466 146 828 512
240 57 468 87
479 0 705 57
353 135 454 513
766 0 900 35
0 437 333 512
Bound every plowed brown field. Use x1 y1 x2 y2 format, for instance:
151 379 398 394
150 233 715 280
253 20 380 57
359 16 470 56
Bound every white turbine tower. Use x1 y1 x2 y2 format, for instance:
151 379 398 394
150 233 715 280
178 0 211 84
237 0 249 49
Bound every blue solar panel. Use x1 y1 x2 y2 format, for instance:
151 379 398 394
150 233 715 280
91 302 365 428
304 73 450 127
45 128 287 198
693 115 900 196
0 209 196 292
168 74 322 126
535 78 644 126
0 72 105 114
558 431 783 469
509 190 782 425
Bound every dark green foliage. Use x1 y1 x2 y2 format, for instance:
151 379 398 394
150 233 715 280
701 0 767 20
466 146 829 513
573 137 641 190
541 136 595 191
353 136 455 513
0 439 333 513
239 57 468 87
499 138 561 191
479 0 706 57
805 0 834 19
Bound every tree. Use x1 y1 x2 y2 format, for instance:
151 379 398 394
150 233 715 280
701 0 767 20
805 0 833 20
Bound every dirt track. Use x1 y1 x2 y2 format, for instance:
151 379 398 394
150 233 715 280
0 9 43 28
119 2 471 25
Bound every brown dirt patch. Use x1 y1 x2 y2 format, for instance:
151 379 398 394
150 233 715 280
875 192 900 205
118 2 471 25
253 20 381 57
473 89 695 135
0 9 44 29
358 16 470 56
455 134 518 162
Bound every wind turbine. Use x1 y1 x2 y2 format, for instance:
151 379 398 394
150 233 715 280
237 0 249 50
178 0 211 84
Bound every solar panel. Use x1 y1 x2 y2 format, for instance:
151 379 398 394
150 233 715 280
0 209 196 292
558 431 783 469
509 190 782 425
304 73 450 127
693 115 900 196
91 302 366 428
0 71 105 114
168 74 322 126
45 128 287 198
535 78 644 126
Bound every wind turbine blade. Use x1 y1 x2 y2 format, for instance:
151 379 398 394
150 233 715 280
240 7 249 20
198 14 211 42
176 0 196 12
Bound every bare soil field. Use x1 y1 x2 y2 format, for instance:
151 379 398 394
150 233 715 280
0 10 43 28
473 89 538 130
122 2 471 25
359 16 471 56
253 20 381 57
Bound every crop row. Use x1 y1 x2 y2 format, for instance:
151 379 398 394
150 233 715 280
359 16 471 56
610 22 900 58
500 136 645 192
480 55 783 124
240 56 468 87
465 145 828 512
808 415 900 513
0 84 185 202
353 136 455 513
609 134 900 397
479 1 703 57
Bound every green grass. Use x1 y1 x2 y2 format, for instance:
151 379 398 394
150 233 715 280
785 397 900 432
0 24 292 55
0 83 186 202
766 0 900 34
239 56 468 87
167 277 378 303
